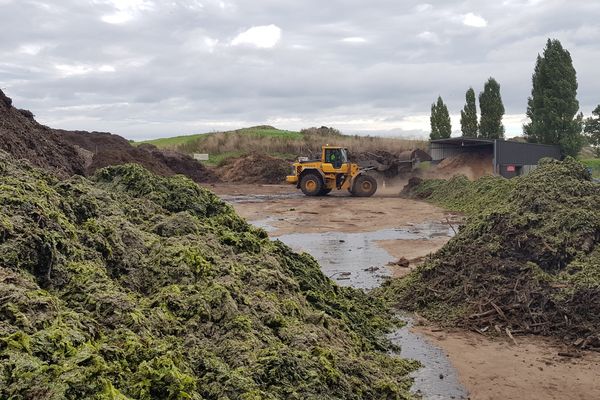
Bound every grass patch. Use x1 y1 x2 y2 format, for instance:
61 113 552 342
580 158 600 178
234 126 303 140
138 133 207 148
138 126 302 150
204 151 245 166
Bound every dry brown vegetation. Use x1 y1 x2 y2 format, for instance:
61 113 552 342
175 126 427 159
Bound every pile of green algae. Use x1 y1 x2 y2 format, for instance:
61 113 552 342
0 151 418 399
381 157 600 348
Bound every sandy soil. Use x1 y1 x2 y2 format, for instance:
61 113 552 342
211 183 600 400
208 183 449 237
379 237 452 277
415 325 600 400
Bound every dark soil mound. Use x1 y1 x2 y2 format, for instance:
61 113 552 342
0 152 417 398
400 176 424 197
139 144 218 183
380 158 600 349
217 153 290 184
57 131 218 183
350 149 428 177
56 130 170 174
0 89 86 177
0 89 218 184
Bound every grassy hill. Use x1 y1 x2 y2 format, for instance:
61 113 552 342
137 126 427 165
140 126 302 150
137 133 206 148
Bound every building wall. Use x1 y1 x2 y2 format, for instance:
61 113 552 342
496 141 561 178
430 139 561 179
496 141 561 165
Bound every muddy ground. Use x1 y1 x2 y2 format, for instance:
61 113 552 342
209 183 600 400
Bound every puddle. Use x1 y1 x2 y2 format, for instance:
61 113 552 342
390 316 468 399
249 217 469 399
249 216 279 233
271 222 453 290
221 192 302 204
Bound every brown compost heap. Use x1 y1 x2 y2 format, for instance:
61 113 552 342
0 89 217 184
217 153 291 184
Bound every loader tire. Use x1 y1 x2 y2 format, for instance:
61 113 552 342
300 173 323 196
318 188 332 196
351 175 377 197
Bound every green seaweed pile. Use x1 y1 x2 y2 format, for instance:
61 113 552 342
401 174 516 215
0 151 418 399
382 158 600 348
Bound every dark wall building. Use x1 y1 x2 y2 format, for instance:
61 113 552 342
430 138 561 178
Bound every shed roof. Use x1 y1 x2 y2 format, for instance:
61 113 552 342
430 137 494 146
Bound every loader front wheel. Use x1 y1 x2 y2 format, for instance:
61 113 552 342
300 173 323 196
351 175 377 197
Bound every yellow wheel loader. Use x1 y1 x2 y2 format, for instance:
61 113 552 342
286 145 377 197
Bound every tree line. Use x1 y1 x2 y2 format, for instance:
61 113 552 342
429 38 600 157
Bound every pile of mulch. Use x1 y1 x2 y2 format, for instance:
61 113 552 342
434 152 493 179
0 89 218 184
217 153 291 184
0 89 86 177
57 130 218 183
350 149 430 177
138 144 219 183
380 158 600 349
350 150 401 176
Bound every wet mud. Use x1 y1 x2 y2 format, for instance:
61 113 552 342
271 222 453 290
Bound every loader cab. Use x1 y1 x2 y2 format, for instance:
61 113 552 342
322 146 348 169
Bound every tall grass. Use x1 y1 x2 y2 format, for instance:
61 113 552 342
176 126 427 159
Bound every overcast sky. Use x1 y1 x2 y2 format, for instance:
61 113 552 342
1 0 599 140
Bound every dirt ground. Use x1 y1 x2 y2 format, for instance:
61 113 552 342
210 182 600 400
415 326 600 400
379 237 452 277
209 183 449 237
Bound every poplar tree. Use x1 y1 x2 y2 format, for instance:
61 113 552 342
478 78 505 139
430 96 451 140
524 39 583 156
460 87 478 137
584 105 600 157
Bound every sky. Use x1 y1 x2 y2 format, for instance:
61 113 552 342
1 0 599 140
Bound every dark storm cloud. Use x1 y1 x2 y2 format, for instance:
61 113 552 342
1 0 599 139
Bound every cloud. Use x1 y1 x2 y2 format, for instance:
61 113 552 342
98 65 116 72
341 37 367 43
231 25 282 48
462 12 487 28
97 0 153 24
18 44 44 55
1 0 599 140
54 64 116 76
417 31 441 45
415 3 433 13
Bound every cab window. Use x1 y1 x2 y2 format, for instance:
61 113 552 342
339 149 348 163
325 148 346 168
